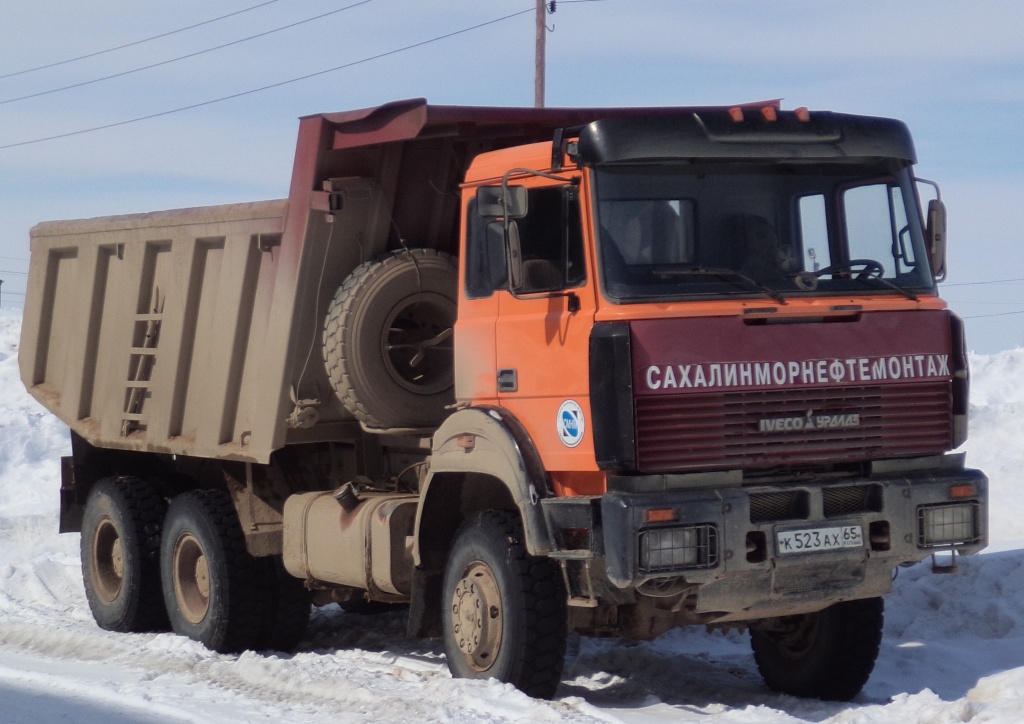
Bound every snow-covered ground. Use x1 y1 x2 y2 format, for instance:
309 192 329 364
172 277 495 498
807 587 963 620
2 305 1023 723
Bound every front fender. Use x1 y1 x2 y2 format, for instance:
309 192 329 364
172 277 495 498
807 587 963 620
414 406 553 564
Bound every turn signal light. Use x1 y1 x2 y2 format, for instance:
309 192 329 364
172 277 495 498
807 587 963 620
645 508 679 524
949 483 977 499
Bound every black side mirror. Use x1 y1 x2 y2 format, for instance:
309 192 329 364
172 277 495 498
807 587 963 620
476 186 528 218
927 198 947 281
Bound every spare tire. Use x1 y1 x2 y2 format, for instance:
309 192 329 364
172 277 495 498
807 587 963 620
323 249 458 429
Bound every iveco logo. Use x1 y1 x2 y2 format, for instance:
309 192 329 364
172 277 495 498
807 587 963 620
758 410 861 433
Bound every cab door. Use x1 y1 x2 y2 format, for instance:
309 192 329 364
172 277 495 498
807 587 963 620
491 183 599 474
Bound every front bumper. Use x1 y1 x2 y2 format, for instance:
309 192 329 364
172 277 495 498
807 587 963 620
589 463 987 616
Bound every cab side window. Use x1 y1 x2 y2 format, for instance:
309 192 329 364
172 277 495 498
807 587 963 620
465 185 585 298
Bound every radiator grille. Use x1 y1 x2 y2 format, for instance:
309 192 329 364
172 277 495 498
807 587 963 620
635 381 952 472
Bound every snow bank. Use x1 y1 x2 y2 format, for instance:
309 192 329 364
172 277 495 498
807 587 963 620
2 306 1024 723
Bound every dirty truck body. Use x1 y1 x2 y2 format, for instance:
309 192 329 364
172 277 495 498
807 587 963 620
21 99 987 700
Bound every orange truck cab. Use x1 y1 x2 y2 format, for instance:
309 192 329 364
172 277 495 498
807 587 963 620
444 104 986 696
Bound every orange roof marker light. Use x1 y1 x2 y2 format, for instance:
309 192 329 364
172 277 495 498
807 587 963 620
761 106 778 122
729 106 745 123
795 106 811 122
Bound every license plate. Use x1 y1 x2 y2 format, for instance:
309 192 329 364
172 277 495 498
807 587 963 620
777 525 863 555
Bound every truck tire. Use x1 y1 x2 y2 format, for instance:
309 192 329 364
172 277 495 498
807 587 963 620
254 555 311 652
750 597 884 701
81 477 168 633
442 510 567 699
160 490 264 653
323 249 457 429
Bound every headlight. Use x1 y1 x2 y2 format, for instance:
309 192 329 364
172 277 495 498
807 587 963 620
918 502 980 547
639 524 717 571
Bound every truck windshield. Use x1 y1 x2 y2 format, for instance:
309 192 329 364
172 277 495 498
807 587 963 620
592 162 936 303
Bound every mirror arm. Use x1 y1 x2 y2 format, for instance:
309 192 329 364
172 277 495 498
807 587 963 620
508 287 581 314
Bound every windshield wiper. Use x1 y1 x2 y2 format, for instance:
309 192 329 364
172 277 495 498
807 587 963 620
809 259 919 301
857 276 920 301
653 266 787 304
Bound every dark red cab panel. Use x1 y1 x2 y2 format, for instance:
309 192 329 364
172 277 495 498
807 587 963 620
628 311 956 472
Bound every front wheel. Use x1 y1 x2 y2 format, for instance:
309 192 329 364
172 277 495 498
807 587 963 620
442 511 567 699
750 597 884 701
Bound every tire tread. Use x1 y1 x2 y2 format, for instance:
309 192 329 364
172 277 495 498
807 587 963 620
444 510 567 699
751 597 884 701
161 489 264 653
322 248 457 429
81 476 168 633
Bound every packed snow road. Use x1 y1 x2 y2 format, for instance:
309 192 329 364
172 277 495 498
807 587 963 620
3 308 1024 723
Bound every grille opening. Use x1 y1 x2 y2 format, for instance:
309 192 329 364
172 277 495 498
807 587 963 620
749 490 809 523
746 531 767 563
869 520 891 551
742 461 867 481
824 484 883 517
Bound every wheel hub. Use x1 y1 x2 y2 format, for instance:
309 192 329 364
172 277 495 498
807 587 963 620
172 533 211 624
382 292 455 394
449 561 502 672
91 518 124 604
764 613 821 660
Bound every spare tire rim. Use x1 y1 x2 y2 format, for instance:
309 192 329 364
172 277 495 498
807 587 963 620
172 533 211 624
450 561 503 672
91 517 124 604
382 292 455 395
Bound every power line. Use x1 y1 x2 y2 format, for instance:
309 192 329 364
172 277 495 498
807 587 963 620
0 0 286 81
0 8 534 151
0 1 374 106
944 278 1024 287
962 310 1024 320
0 269 27 276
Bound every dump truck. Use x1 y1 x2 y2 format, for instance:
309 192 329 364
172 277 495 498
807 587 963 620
20 98 987 700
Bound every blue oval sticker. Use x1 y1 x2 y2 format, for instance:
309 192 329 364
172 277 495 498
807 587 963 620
556 400 585 448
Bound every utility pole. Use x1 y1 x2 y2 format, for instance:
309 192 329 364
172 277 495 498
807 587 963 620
534 0 547 108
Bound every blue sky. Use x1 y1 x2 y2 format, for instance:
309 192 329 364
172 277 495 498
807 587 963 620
0 0 1021 352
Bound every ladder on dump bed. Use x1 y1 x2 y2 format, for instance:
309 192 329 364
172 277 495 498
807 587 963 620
121 288 164 437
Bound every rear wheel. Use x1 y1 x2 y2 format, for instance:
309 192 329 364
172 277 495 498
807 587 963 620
442 511 567 699
160 490 264 653
750 597 884 700
80 477 168 632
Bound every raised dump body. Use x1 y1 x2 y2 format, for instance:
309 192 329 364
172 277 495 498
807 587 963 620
23 99 682 462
